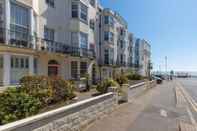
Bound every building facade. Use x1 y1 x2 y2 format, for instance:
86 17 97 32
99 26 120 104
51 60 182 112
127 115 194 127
0 0 99 86
0 0 151 86
133 38 151 77
97 8 131 80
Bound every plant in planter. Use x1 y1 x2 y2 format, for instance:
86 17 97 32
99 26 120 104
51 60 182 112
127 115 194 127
115 74 129 86
96 79 119 94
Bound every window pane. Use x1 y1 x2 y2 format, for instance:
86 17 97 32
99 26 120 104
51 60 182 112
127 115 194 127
44 26 54 41
20 58 24 68
15 58 19 68
10 3 29 43
71 61 78 79
80 62 87 77
46 0 55 8
11 3 29 27
80 3 88 21
104 49 109 64
104 16 109 24
71 32 78 46
72 2 78 18
25 58 29 68
104 32 108 41
11 57 14 68
80 32 88 49
34 58 37 74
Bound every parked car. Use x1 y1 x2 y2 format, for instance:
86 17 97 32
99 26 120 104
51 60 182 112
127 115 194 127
152 76 163 84
74 78 88 92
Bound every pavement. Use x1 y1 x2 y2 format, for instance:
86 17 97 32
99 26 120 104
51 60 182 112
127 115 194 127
84 80 197 131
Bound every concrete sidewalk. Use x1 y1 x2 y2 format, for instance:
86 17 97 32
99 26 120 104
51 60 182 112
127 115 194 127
84 81 190 131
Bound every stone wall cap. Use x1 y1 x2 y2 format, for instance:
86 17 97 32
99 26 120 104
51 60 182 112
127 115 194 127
0 92 114 131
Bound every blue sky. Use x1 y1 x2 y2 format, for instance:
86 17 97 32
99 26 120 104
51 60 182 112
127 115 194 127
100 0 197 72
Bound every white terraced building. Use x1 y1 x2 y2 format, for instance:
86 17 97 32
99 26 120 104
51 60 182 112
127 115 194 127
0 0 151 86
133 38 151 77
97 8 132 80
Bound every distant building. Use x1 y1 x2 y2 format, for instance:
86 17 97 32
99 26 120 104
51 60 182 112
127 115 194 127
133 38 151 76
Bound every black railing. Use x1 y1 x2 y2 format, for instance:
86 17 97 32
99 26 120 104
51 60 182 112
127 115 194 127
39 38 96 59
0 28 96 59
99 60 128 67
116 61 127 67
0 28 34 49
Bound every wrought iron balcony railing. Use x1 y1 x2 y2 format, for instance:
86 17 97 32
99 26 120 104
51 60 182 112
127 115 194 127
0 28 96 59
38 38 96 59
116 61 127 67
0 28 34 49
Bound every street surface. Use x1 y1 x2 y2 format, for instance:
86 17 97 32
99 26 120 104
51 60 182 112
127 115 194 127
176 78 197 101
84 79 197 131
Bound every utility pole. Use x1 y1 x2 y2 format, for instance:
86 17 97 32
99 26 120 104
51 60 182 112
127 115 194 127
159 64 161 75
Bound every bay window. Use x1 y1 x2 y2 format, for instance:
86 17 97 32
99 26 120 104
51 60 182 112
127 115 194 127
80 3 88 22
104 31 114 42
71 1 88 23
104 49 114 65
104 15 114 27
10 3 30 46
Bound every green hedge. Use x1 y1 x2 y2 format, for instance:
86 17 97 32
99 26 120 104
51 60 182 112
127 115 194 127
20 76 76 105
0 88 41 125
127 74 142 80
0 76 76 125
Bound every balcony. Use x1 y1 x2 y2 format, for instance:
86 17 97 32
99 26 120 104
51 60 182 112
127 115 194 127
0 28 34 49
39 39 96 59
0 28 96 59
99 60 128 67
116 61 127 67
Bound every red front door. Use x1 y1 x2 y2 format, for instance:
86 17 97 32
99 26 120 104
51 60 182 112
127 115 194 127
48 66 58 76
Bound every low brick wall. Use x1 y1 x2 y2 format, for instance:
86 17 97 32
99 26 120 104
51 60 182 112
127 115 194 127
0 93 116 131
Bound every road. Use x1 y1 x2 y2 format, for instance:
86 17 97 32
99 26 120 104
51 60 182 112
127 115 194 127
176 78 197 101
84 81 197 131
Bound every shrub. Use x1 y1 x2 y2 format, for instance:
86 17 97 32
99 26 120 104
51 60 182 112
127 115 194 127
96 79 119 94
20 76 76 105
0 88 41 125
127 74 142 80
115 74 128 85
50 77 76 102
20 76 52 105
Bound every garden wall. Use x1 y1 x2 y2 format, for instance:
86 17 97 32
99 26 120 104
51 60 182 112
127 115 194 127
0 93 116 131
128 80 156 102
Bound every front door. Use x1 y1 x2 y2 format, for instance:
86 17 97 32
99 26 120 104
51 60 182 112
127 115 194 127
48 66 58 77
48 60 59 77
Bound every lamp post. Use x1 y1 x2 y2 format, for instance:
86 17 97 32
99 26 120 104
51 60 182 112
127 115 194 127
165 56 168 79
165 56 168 73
